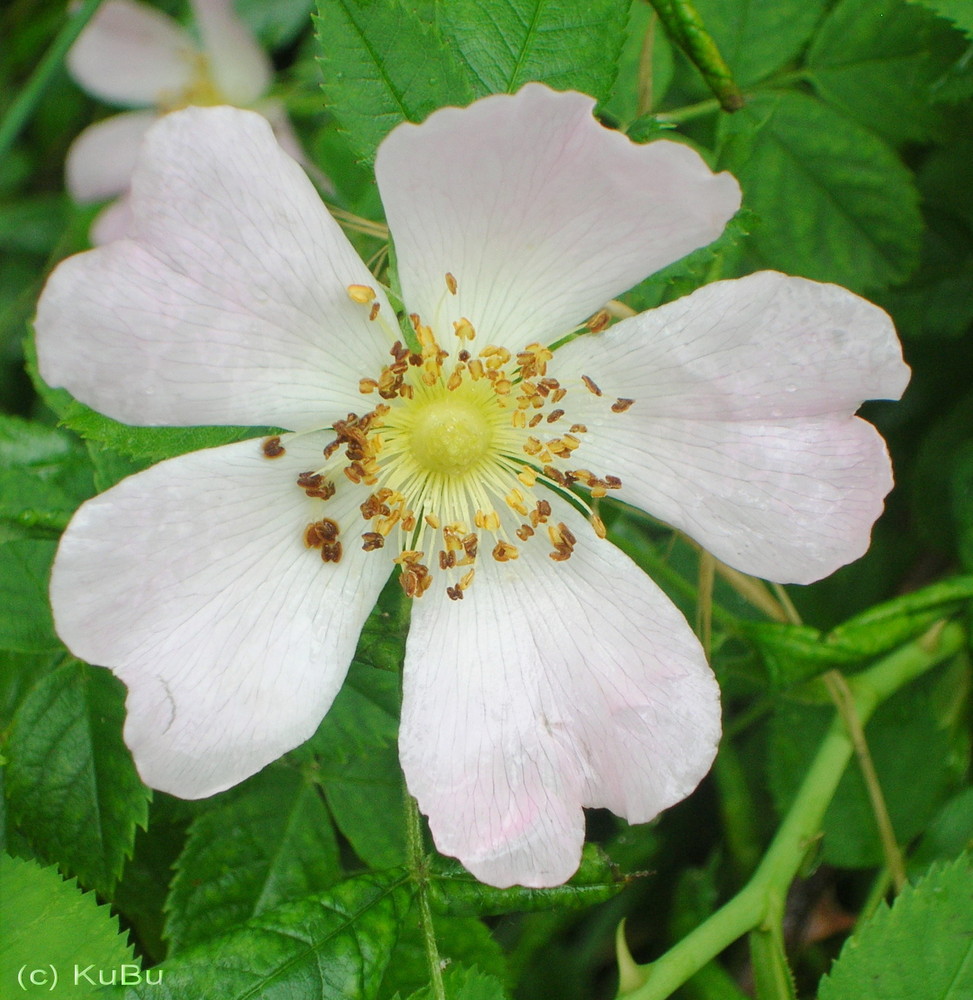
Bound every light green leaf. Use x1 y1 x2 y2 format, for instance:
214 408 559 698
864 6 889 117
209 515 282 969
819 852 973 1000
165 768 342 954
405 964 509 1000
691 0 828 86
717 90 921 292
4 661 150 893
809 0 969 142
0 854 134 999
121 871 411 999
438 0 629 99
315 0 475 164
0 540 59 651
602 1 675 125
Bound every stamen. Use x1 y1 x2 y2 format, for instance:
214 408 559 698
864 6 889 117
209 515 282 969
612 398 635 413
581 374 602 396
347 284 376 304
445 272 458 295
262 435 285 458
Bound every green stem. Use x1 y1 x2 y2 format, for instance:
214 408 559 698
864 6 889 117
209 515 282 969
0 0 106 161
656 97 722 124
406 795 445 1000
618 622 964 1000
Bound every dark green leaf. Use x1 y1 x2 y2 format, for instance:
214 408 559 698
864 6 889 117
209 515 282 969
808 0 968 143
717 90 921 292
602 0 675 125
0 539 59 651
321 742 408 868
769 658 969 868
0 854 135 999
121 871 411 1000
819 852 973 1000
952 444 973 573
428 845 627 917
236 0 315 47
165 768 342 953
691 0 828 86
5 661 150 893
909 788 973 875
314 0 475 165
438 0 629 99
908 0 973 38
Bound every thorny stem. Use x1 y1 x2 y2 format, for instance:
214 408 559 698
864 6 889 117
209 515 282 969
0 0 106 160
406 794 446 1000
618 622 965 1000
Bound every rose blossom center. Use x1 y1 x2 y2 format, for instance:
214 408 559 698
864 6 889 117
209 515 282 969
406 391 493 476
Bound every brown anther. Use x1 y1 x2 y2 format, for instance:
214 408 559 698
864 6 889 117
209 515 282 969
368 302 381 321
516 524 534 541
261 435 285 458
438 550 456 570
546 409 565 424
570 423 588 434
298 471 336 500
304 518 339 548
492 540 519 562
542 465 567 486
361 532 384 551
461 533 479 559
453 317 476 341
446 584 464 601
537 499 552 519
605 475 622 489
408 313 421 332
445 272 458 295
581 375 602 396
587 308 611 333
528 413 543 428
359 377 378 394
551 387 567 404
612 398 635 413
321 541 343 563
347 284 376 304
458 349 470 362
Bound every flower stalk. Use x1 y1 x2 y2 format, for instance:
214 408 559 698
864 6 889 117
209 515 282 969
618 620 965 999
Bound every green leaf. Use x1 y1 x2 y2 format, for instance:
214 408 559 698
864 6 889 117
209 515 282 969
0 539 58 651
235 0 315 47
0 854 135 999
909 0 973 38
602 1 675 125
717 90 921 293
910 788 973 875
321 742 408 868
808 0 969 143
428 844 627 916
438 0 629 99
691 0 828 86
0 415 93 535
819 852 973 1000
952 443 973 573
122 871 411 999
383 919 507 1000
4 661 150 893
165 768 342 954
314 0 475 165
405 964 509 1000
769 658 969 868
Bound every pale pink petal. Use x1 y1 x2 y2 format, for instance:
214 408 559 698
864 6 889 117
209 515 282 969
554 272 910 584
36 107 393 430
375 83 740 354
191 0 272 105
50 434 391 798
400 503 719 888
67 0 195 107
90 194 136 245
65 110 157 202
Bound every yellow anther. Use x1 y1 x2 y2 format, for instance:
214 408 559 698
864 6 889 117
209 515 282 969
453 317 476 341
517 466 538 487
492 540 519 562
591 514 607 539
475 510 500 531
445 272 458 294
347 284 376 304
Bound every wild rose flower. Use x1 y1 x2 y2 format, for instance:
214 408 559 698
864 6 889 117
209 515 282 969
35 84 909 888
65 0 300 244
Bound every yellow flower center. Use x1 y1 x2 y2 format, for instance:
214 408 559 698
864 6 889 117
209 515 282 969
271 274 633 601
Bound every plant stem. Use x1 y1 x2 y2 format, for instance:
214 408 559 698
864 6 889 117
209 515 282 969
405 794 446 1000
618 622 964 1000
0 0 106 161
